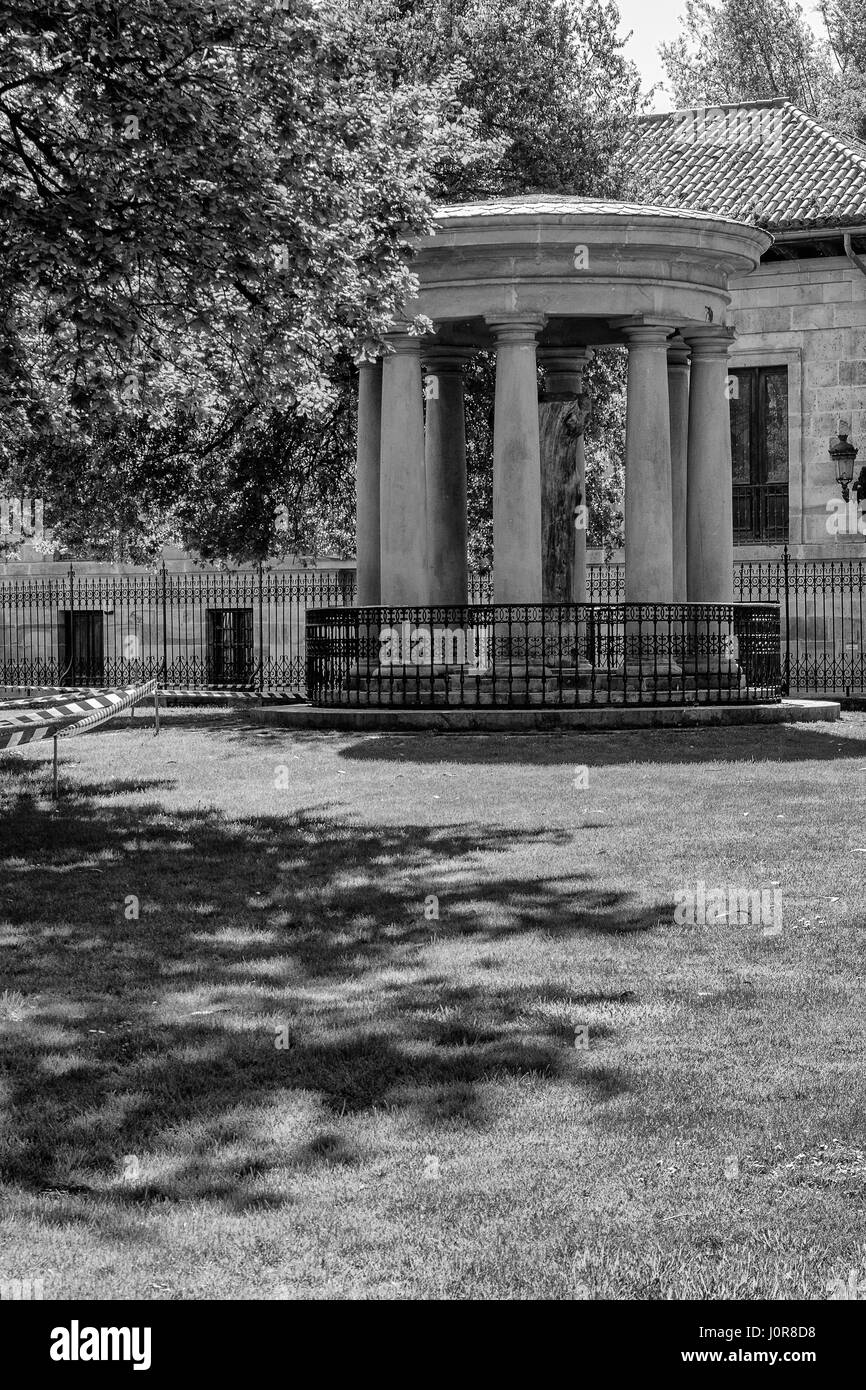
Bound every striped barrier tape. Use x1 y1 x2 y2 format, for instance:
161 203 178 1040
0 688 104 710
58 680 158 740
0 692 138 726
0 721 63 752
1 686 303 705
0 681 158 753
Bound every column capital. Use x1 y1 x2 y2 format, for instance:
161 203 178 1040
666 335 691 371
421 345 476 374
539 347 592 400
682 324 736 356
538 346 593 373
486 312 547 343
381 326 426 355
612 317 679 346
356 353 383 373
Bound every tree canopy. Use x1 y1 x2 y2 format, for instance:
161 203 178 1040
1 0 642 563
0 0 490 445
660 0 866 142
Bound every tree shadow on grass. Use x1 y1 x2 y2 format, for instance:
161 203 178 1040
0 760 653 1211
320 721 866 768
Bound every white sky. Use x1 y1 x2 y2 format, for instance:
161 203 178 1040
617 0 828 112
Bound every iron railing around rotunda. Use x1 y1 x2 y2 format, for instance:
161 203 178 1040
4 551 866 698
306 602 781 708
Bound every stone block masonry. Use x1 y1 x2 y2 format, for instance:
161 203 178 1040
729 258 866 547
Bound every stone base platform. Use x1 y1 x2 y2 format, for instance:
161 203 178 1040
248 698 840 733
343 664 751 704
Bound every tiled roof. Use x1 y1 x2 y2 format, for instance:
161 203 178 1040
637 99 866 231
436 195 730 223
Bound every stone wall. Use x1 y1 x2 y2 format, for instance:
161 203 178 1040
728 256 866 557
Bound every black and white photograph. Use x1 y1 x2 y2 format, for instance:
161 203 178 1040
0 0 863 1353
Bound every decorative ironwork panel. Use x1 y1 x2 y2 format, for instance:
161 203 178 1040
305 602 781 710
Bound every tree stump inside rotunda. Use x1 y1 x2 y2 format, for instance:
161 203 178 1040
540 385 589 589
538 386 589 670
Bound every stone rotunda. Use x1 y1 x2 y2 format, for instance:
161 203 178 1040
308 196 782 710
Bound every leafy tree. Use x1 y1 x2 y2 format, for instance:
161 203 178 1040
818 0 866 139
176 366 359 565
583 349 626 557
2 0 642 563
3 419 188 562
659 0 866 143
0 0 486 444
357 0 643 200
659 0 830 115
3 361 360 563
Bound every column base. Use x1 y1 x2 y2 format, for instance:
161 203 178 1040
679 657 740 674
621 659 683 677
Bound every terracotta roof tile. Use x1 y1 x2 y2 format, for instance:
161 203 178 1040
636 99 866 230
436 195 730 223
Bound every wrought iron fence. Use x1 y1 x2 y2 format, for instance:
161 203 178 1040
586 553 866 696
306 603 781 708
0 566 353 695
0 550 863 697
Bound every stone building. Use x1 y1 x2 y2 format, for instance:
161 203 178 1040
637 98 866 559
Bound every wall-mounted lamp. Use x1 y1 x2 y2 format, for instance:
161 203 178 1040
831 421 866 503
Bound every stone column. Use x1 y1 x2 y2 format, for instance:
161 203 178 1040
538 348 592 604
620 323 675 603
379 329 428 607
355 356 382 606
488 315 546 604
616 320 681 682
683 324 738 683
683 325 736 603
667 338 690 606
423 348 472 606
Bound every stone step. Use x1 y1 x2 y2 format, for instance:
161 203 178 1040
342 687 760 709
342 668 751 705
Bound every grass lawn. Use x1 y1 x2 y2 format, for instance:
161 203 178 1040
1 710 864 1300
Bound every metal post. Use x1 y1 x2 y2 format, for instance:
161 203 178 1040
161 562 168 686
52 736 58 799
153 685 160 736
258 560 265 703
782 544 791 694
60 563 75 685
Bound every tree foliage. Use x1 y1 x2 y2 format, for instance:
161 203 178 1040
0 0 487 443
818 0 866 139
660 0 828 115
1 0 642 563
660 0 866 142
356 0 643 200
